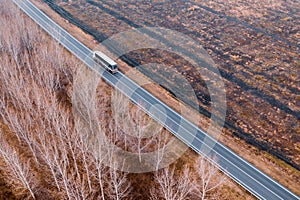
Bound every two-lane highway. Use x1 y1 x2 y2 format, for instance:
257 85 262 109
13 0 300 199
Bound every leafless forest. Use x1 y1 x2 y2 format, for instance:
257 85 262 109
0 1 234 199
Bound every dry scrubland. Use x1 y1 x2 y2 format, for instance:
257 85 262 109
0 1 258 199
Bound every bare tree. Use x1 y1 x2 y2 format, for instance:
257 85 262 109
111 90 164 164
150 164 194 200
105 158 131 200
0 132 36 199
151 156 226 200
193 156 227 200
90 135 107 200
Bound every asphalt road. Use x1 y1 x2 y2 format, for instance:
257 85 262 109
13 0 300 199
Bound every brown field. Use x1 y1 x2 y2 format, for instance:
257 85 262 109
50 0 300 166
